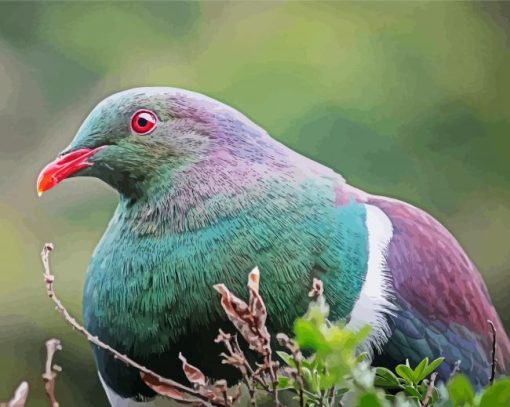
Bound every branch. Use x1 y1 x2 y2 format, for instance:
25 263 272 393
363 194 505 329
421 372 437 407
0 382 29 407
488 320 497 385
42 338 62 407
40 243 218 407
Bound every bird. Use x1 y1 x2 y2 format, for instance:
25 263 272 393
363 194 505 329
37 87 510 406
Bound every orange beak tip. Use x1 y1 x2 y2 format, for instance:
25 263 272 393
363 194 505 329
35 147 105 197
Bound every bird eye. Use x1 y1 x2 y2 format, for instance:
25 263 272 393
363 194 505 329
131 110 157 135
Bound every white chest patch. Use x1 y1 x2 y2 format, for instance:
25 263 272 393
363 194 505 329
346 204 396 359
98 372 174 407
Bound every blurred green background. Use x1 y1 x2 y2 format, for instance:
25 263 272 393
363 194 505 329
0 1 509 405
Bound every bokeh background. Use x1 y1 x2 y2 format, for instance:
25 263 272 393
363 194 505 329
0 1 509 405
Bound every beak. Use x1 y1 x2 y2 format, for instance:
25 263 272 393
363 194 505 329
36 146 105 196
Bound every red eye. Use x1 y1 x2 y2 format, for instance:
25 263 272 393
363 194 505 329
131 110 157 134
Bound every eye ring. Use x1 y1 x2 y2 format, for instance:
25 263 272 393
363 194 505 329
131 109 158 135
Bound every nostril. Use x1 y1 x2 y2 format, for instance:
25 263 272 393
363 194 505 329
57 149 92 164
58 148 73 159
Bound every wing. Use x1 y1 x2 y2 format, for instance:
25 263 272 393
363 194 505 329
359 192 510 387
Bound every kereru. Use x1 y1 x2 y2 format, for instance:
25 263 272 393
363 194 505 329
37 88 510 406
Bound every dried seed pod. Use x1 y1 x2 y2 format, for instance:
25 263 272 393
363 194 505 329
179 353 208 387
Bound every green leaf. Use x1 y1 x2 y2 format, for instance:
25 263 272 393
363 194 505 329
294 318 329 353
255 382 267 391
356 391 384 407
396 364 417 384
335 387 349 398
447 374 475 406
355 325 372 343
421 357 445 380
301 354 320 370
430 387 440 404
352 364 376 389
374 367 402 389
403 385 422 399
413 358 429 382
276 351 296 367
277 375 292 389
479 379 510 407
394 392 422 407
355 351 368 365
300 366 317 392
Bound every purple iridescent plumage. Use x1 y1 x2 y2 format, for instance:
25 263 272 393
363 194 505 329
338 184 510 386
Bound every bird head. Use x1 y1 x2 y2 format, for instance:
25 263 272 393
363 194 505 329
37 87 279 201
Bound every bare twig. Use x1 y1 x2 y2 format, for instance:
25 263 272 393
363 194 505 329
308 278 324 299
40 243 218 407
233 333 258 404
264 352 280 406
448 360 461 381
421 372 438 407
1 382 29 407
277 333 304 407
327 386 335 406
213 380 229 407
318 389 325 407
42 339 62 407
488 320 497 385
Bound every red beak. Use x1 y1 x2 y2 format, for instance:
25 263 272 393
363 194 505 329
36 146 105 196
